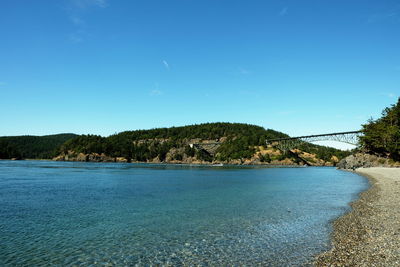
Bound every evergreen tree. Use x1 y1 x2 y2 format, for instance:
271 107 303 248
360 98 400 160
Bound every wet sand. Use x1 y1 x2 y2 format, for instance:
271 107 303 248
315 167 400 266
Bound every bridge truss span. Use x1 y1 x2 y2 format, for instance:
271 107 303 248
266 131 363 152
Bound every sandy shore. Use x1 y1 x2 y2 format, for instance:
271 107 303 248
315 167 400 266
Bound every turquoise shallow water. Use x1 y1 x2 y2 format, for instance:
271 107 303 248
0 160 368 266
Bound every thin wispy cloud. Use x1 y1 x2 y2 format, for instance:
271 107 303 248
69 32 84 43
69 16 86 42
279 7 288 16
238 67 250 75
68 16 86 43
72 0 107 9
150 89 163 96
150 83 163 96
70 16 86 26
354 115 368 120
367 8 399 24
386 93 395 98
238 89 259 96
380 92 396 99
91 0 107 8
277 110 295 116
67 0 107 43
162 60 170 70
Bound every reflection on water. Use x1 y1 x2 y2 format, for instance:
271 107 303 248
0 160 368 266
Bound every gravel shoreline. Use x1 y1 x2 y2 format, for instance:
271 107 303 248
315 167 400 266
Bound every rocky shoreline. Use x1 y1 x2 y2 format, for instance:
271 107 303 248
315 167 400 266
336 153 400 169
52 150 335 166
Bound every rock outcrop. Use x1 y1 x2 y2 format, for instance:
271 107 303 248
53 146 339 166
337 153 400 169
53 151 127 163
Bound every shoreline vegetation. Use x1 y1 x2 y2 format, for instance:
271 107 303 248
0 123 351 166
1 158 310 169
316 167 400 266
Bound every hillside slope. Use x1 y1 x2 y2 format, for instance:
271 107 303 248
0 134 78 159
55 123 350 165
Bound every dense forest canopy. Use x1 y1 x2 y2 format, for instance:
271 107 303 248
0 134 77 159
60 123 289 162
0 123 352 164
360 98 400 160
58 123 349 163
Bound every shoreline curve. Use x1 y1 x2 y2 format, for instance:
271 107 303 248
315 167 400 266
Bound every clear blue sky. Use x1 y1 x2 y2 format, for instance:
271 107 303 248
1 0 399 139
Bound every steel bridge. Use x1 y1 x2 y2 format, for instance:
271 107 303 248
266 130 363 152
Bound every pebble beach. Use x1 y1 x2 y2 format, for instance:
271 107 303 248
316 167 400 266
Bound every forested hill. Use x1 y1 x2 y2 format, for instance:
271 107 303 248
59 123 288 161
56 123 350 165
0 134 77 159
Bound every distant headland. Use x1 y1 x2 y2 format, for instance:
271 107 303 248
0 123 350 166
1 98 399 167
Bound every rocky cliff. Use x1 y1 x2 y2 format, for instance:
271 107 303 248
337 153 400 169
53 151 128 163
54 145 337 166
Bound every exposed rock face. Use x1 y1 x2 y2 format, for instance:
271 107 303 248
115 157 128 163
52 155 65 161
337 153 399 169
53 146 338 166
53 151 123 163
76 153 87 162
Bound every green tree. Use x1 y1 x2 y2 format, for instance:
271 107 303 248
360 98 400 160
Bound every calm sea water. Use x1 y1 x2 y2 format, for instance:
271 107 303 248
0 160 368 266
